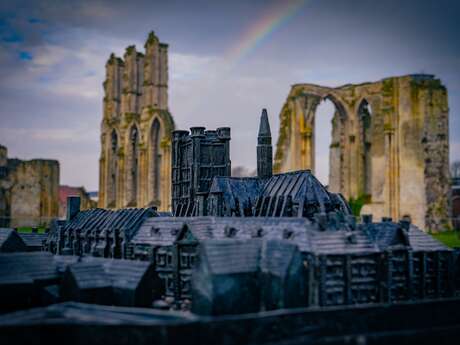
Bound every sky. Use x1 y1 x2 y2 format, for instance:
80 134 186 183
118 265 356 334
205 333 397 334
0 0 459 191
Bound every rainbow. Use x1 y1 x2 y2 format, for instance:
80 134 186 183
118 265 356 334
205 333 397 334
226 0 307 65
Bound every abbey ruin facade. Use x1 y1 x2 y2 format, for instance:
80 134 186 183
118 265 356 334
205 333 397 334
98 32 175 211
274 75 450 232
0 144 59 227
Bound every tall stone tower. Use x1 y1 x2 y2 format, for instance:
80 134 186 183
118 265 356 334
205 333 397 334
171 127 231 216
257 109 273 179
98 31 175 211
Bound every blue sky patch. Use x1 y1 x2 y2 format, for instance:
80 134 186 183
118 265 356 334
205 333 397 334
19 51 33 60
28 17 44 24
2 31 23 43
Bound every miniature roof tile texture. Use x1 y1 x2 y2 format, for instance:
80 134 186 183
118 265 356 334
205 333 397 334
0 252 58 283
255 170 346 218
308 230 379 255
209 176 262 214
200 239 261 275
364 222 450 252
131 217 315 248
65 262 112 289
18 232 48 250
55 256 155 290
64 208 155 231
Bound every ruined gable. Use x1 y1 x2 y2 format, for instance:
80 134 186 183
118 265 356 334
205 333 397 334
274 75 450 232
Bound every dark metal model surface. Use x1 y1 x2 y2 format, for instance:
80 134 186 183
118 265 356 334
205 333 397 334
1 108 459 345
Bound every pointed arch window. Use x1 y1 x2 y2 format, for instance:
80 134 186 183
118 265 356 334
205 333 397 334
151 119 162 203
108 130 118 207
128 126 139 206
358 100 373 196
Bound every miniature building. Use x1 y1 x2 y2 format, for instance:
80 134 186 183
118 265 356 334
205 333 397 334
172 110 350 221
45 206 157 257
172 126 231 216
0 252 59 312
61 262 113 305
274 75 450 232
127 216 456 308
0 228 27 252
17 232 48 252
58 256 159 307
0 144 59 227
40 110 459 312
0 252 159 312
129 217 314 301
192 239 262 316
98 32 175 211
261 239 307 310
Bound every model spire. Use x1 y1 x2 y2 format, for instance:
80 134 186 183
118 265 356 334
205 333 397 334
257 108 273 179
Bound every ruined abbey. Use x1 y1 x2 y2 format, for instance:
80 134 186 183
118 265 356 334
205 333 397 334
98 32 175 211
0 144 59 227
274 75 450 232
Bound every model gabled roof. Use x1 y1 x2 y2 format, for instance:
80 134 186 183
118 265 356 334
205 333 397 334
309 230 378 255
0 252 58 283
254 170 348 218
0 228 26 252
209 177 262 215
408 226 451 251
66 262 111 290
18 232 48 249
261 240 300 278
200 239 261 275
63 207 157 240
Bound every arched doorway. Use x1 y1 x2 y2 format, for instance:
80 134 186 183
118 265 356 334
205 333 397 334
151 119 162 205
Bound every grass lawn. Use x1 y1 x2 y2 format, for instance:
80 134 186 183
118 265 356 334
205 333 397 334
431 231 460 248
17 227 47 234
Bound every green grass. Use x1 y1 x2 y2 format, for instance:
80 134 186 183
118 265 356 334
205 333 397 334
17 227 47 234
431 231 460 248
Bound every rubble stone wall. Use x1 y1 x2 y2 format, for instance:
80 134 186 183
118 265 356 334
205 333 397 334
0 148 59 228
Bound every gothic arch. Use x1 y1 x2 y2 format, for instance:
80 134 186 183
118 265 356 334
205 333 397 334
107 129 119 208
126 124 140 206
150 117 162 205
357 99 373 197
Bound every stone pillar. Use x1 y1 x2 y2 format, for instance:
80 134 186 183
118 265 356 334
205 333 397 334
138 145 147 207
158 44 169 110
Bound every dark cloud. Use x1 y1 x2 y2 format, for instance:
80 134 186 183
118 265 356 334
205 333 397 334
0 0 459 190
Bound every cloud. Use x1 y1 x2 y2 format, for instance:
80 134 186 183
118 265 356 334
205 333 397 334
0 127 96 142
0 0 459 192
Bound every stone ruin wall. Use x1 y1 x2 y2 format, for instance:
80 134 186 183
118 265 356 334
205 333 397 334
98 32 175 211
274 75 450 232
0 145 60 227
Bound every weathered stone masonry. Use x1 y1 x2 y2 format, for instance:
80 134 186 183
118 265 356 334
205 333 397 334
0 144 59 227
99 32 175 211
274 75 450 232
